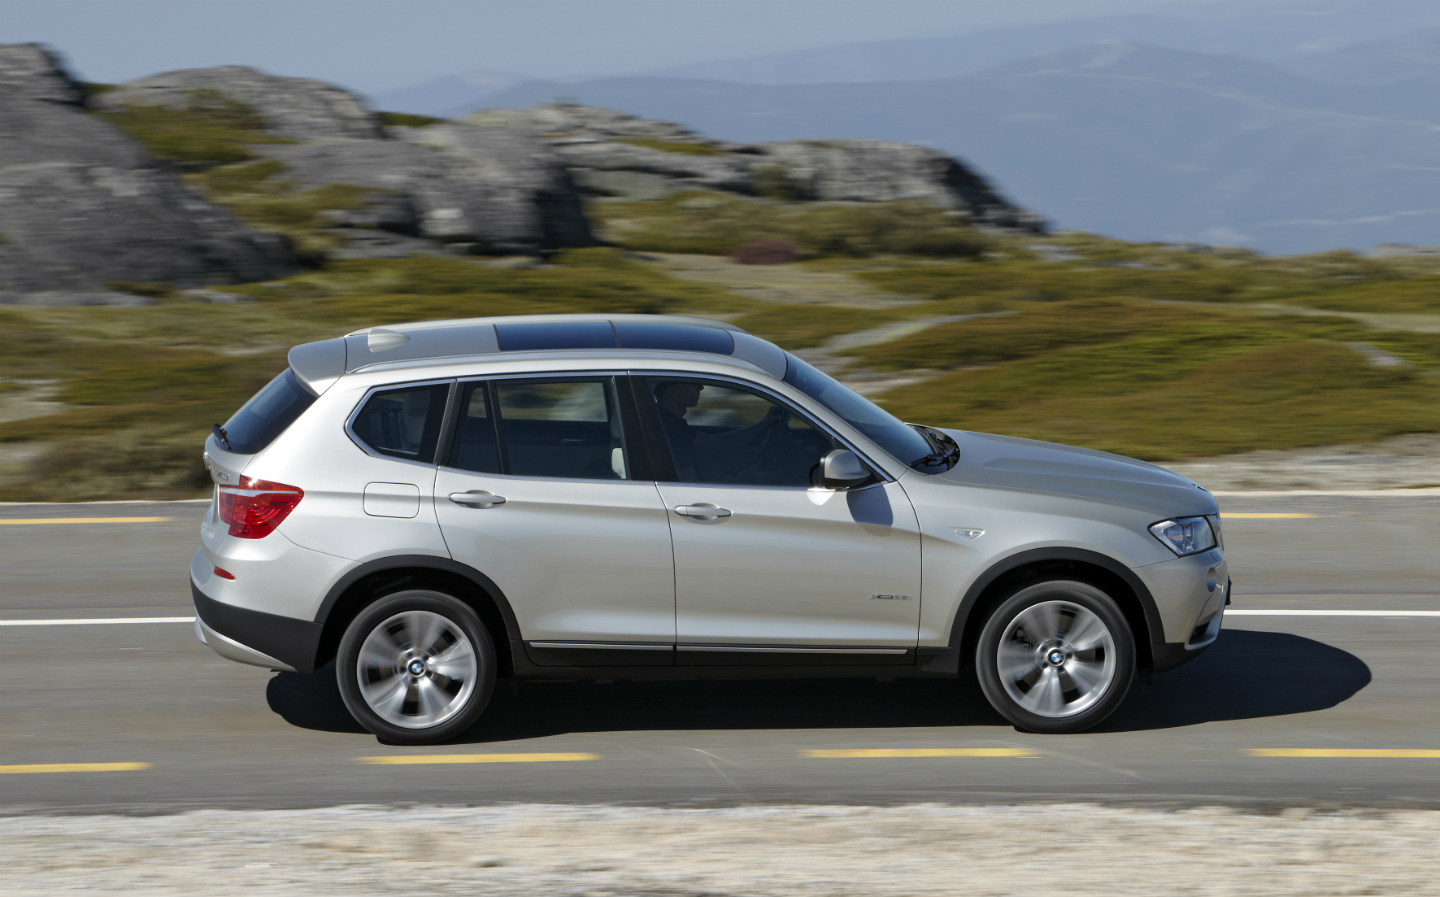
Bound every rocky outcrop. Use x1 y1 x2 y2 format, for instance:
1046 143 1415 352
0 44 296 294
91 65 384 141
257 123 593 255
465 102 1044 231
756 139 1043 230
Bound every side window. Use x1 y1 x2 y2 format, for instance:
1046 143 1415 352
493 378 629 480
645 378 841 487
351 383 449 463
448 382 502 474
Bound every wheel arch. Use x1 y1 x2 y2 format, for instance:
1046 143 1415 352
947 547 1162 675
313 555 522 676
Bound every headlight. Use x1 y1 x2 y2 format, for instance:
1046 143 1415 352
1149 516 1217 557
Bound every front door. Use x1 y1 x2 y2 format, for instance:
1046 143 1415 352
434 375 675 666
639 375 922 664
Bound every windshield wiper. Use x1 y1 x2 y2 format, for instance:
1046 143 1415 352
911 425 960 471
211 423 232 451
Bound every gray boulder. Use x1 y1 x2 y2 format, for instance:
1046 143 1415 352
468 102 1042 229
0 44 296 292
756 140 1044 230
465 102 728 147
259 124 593 254
92 65 383 141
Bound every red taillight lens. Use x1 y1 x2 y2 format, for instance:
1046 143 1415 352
212 566 235 580
217 476 303 539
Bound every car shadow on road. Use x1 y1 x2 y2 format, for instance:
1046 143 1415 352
1097 628 1371 732
265 629 1370 742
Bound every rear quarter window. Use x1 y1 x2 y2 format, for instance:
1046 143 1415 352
222 369 317 454
350 383 450 464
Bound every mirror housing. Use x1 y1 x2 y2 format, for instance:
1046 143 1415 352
819 449 871 489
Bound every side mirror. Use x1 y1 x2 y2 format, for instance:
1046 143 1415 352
820 449 870 489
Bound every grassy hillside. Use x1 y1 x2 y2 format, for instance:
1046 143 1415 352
3 185 1439 500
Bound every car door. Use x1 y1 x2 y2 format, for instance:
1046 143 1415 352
433 374 676 666
637 374 922 665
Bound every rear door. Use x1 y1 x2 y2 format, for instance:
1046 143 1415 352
434 374 676 666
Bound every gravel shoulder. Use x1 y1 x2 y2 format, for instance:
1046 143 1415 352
6 803 1439 896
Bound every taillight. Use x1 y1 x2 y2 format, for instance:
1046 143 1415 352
217 476 304 539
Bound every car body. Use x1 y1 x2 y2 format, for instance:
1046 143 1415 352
193 313 1229 741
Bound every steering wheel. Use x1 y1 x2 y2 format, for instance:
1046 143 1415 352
749 409 795 483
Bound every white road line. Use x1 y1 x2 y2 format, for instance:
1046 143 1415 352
0 617 196 626
1228 610 1440 617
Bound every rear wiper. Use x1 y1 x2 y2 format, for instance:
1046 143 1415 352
211 423 232 451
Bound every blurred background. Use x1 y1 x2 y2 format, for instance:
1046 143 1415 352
2 0 1438 501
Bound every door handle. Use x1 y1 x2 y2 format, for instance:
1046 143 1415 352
674 503 731 519
449 490 507 508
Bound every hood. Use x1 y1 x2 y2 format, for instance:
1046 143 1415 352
928 429 1218 519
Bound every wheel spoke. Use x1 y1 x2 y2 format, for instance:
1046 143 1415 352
429 640 475 681
412 677 450 720
1064 609 1107 651
357 643 400 674
362 675 410 718
1025 669 1066 715
412 613 447 657
1064 658 1107 696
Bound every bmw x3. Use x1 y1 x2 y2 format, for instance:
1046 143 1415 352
194 314 1229 743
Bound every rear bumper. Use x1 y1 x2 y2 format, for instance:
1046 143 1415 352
192 580 323 673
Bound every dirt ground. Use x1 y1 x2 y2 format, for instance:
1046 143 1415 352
5 803 1440 896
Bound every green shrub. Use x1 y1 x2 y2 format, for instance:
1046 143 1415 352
378 111 446 128
615 138 722 156
875 339 1440 460
593 191 990 259
752 164 802 200
96 90 286 167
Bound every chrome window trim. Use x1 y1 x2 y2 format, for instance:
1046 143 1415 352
444 370 637 484
676 644 909 655
344 377 457 470
634 368 897 487
528 641 673 651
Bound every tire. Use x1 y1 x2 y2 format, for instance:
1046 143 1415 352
337 589 497 745
975 579 1135 734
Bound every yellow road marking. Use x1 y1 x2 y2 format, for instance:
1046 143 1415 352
0 517 173 525
1247 749 1440 759
0 762 152 774
801 748 1037 759
357 752 600 765
1220 513 1317 519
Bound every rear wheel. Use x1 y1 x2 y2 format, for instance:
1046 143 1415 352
337 590 496 744
976 580 1134 734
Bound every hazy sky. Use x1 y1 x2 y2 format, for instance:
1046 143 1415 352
3 0 1324 94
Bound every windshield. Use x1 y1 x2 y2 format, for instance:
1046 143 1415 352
782 353 945 472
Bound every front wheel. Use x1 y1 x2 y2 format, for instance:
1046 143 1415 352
976 580 1135 734
337 590 497 744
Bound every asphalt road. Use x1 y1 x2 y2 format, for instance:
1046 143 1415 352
2 494 1438 814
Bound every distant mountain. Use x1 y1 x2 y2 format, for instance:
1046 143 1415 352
369 70 532 116
641 5 1436 85
479 42 1440 255
1282 27 1440 85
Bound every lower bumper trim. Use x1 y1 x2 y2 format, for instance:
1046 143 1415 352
191 581 322 673
196 617 295 671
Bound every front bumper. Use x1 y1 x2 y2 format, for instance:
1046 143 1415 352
192 580 323 672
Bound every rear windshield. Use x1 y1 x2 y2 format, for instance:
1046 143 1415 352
221 369 316 454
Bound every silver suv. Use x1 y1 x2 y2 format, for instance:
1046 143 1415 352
194 314 1229 743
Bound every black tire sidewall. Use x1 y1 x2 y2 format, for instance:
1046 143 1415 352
976 579 1135 734
336 589 496 745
